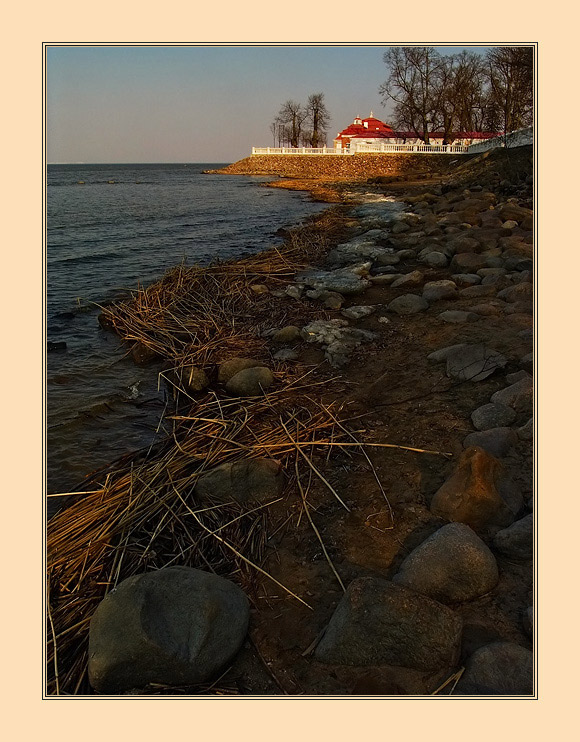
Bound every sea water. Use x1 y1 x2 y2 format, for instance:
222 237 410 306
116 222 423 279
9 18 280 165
47 163 328 510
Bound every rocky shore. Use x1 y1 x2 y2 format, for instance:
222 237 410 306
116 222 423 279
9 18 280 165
49 146 534 696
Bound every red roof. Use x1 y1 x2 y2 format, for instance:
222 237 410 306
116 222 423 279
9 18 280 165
336 115 396 140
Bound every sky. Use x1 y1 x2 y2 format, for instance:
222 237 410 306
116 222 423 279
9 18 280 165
46 45 492 164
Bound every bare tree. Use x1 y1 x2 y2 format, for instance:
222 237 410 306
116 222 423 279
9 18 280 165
379 47 445 143
304 93 331 147
275 100 305 148
486 46 534 136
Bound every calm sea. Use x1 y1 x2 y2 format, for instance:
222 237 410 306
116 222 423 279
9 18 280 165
47 163 328 510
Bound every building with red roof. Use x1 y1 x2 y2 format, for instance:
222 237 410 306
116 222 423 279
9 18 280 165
334 113 501 151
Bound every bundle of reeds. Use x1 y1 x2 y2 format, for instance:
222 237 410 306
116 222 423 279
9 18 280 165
46 365 369 695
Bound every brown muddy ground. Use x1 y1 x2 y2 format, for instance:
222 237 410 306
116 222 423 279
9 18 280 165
189 147 534 696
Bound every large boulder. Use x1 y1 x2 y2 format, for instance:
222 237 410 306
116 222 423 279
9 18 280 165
225 367 274 396
195 457 284 504
88 567 249 694
454 642 534 695
393 523 498 603
314 577 462 672
430 446 520 531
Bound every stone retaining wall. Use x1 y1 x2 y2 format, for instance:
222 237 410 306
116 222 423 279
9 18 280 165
212 153 463 180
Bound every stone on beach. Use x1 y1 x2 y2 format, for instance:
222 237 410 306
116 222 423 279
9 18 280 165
218 357 263 384
463 427 518 458
493 514 533 561
225 367 274 396
430 446 518 531
445 344 507 382
168 365 209 394
195 457 284 504
88 567 249 694
471 403 517 431
314 577 462 672
341 305 376 320
491 377 533 413
422 280 457 303
393 523 499 603
388 294 429 315
131 342 160 366
272 325 302 343
454 642 533 695
296 267 371 295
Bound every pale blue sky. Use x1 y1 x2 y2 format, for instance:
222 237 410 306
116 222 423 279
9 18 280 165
46 45 492 164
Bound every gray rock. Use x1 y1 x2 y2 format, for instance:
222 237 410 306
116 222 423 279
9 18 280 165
225 367 274 396
374 253 401 266
393 523 498 603
388 294 429 315
285 284 303 299
423 251 448 268
302 319 377 368
195 457 284 504
272 325 301 343
88 567 249 694
471 403 517 431
446 344 507 382
491 378 533 412
297 267 371 295
341 305 376 320
218 357 263 384
463 428 517 458
273 348 299 361
423 280 457 303
314 578 462 672
439 310 479 324
493 514 533 560
454 642 533 696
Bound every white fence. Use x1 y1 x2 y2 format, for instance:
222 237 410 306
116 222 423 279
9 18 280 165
467 127 533 154
251 143 469 156
353 142 468 154
251 147 345 155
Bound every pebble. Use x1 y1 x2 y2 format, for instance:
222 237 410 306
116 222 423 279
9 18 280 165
423 251 448 268
452 273 481 286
